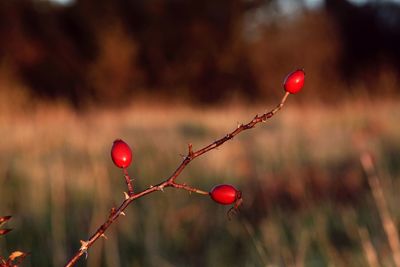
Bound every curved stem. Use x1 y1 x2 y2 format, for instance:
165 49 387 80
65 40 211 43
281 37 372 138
64 92 290 267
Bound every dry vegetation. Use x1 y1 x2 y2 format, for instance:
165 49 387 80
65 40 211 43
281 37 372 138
1 94 400 266
1 1 400 266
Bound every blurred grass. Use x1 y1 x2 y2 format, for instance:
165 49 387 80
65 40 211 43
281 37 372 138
1 97 400 266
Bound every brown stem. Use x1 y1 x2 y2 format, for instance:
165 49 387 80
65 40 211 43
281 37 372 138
123 168 134 195
64 92 291 267
170 182 209 195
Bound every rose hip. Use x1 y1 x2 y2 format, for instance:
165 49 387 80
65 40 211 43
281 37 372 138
283 69 305 94
111 139 132 168
210 184 240 205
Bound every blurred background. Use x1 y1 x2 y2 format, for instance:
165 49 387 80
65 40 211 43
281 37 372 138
1 0 400 266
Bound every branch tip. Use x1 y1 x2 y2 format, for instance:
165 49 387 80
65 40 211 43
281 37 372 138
188 143 194 157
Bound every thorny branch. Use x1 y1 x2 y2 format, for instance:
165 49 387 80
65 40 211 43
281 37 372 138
64 92 291 267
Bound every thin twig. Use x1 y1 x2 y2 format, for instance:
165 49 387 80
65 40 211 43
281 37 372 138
358 226 380 267
241 219 269 266
64 92 291 267
361 152 400 267
123 168 134 195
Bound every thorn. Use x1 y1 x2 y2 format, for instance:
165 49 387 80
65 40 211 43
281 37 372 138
120 211 126 216
79 240 89 252
101 234 108 240
150 185 153 188
157 185 164 192
84 250 88 260
237 122 242 129
188 143 194 157
123 192 130 200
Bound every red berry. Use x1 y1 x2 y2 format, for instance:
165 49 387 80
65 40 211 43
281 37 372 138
283 69 305 94
210 184 240 205
111 139 132 168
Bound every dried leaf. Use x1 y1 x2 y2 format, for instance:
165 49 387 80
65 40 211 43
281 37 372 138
0 216 11 227
0 229 12 236
8 251 26 261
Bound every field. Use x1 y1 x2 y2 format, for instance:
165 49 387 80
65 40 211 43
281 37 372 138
1 97 400 267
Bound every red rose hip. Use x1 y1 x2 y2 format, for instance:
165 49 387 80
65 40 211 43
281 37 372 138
111 139 132 168
283 69 305 94
210 184 240 205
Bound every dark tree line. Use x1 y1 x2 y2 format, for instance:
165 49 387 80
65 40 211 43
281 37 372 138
0 0 399 107
325 0 400 86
